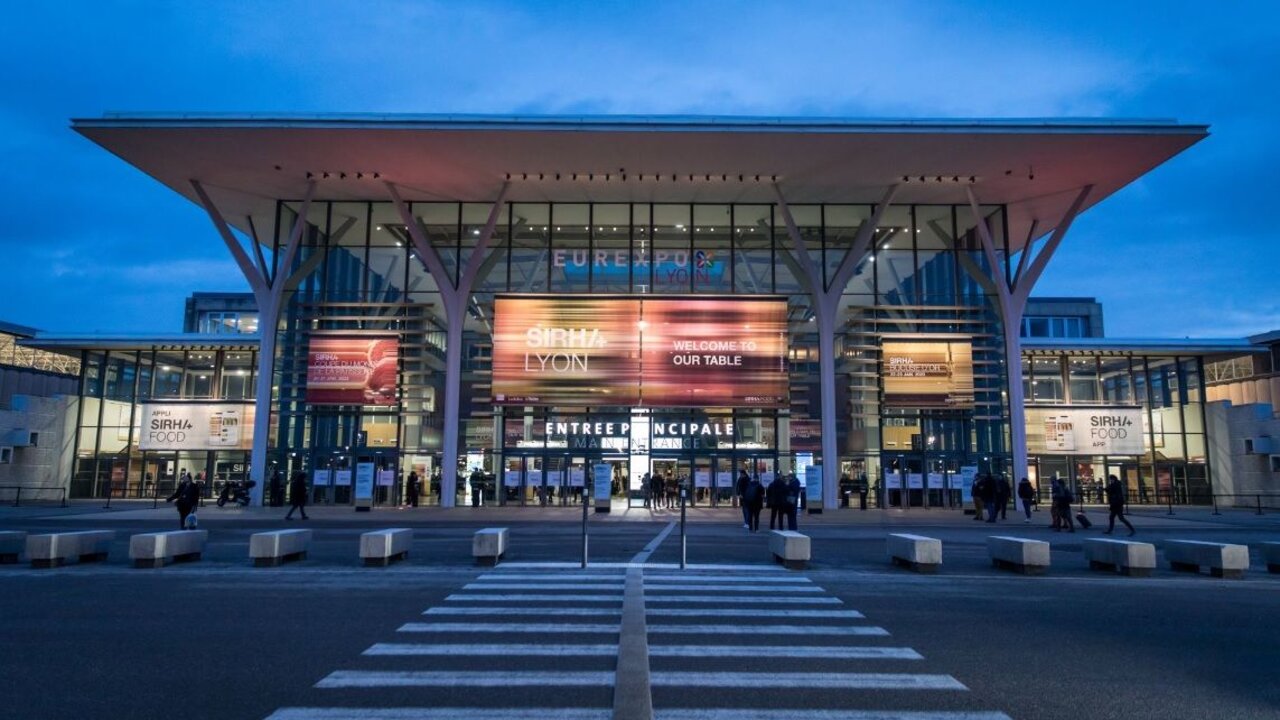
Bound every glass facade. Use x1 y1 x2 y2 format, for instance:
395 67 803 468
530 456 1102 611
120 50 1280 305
247 199 1020 508
71 344 257 499
1023 352 1210 505
57 200 1215 507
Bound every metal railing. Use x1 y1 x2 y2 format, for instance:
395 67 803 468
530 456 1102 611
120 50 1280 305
1207 493 1280 516
0 485 68 507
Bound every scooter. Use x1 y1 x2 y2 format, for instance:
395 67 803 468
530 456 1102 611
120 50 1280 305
216 479 256 507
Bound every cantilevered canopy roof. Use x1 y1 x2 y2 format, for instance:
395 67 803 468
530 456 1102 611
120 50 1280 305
72 113 1207 251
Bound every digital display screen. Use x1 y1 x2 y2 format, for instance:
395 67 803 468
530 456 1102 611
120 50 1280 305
306 336 399 406
882 340 974 409
492 296 788 408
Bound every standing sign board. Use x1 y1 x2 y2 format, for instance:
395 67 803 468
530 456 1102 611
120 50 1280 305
593 464 613 513
959 466 978 503
354 463 375 511
804 465 823 513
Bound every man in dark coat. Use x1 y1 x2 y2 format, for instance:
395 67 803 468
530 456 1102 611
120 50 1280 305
285 471 309 520
735 470 752 529
767 474 787 530
992 475 1012 521
782 473 802 531
269 469 284 507
166 474 200 529
744 475 765 532
1103 474 1135 536
406 470 420 508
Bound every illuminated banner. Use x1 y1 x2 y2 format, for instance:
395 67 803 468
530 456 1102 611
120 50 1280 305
882 341 974 409
306 337 399 406
1026 406 1145 455
492 296 788 408
641 298 787 407
492 297 642 406
139 403 255 450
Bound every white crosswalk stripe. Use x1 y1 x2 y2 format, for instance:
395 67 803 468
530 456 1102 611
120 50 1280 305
642 583 822 592
447 593 622 602
397 622 619 634
655 707 1013 712
643 574 811 583
647 608 863 619
465 582 627 590
316 670 614 688
648 624 889 636
267 709 613 720
364 643 619 656
426 606 621 617
650 672 967 690
646 595 841 604
649 645 922 659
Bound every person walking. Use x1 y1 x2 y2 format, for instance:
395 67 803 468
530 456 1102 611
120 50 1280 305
736 469 752 529
767 474 786 530
165 472 200 529
406 470 420 508
782 473 802 531
269 469 284 507
285 471 309 520
1053 479 1075 532
1103 474 1136 536
971 474 986 521
744 474 764 532
994 475 1012 521
980 475 998 523
1017 477 1035 523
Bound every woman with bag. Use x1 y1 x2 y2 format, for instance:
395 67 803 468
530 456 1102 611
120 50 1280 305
166 473 200 530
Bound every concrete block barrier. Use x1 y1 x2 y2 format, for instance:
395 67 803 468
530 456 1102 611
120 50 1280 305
1083 538 1156 577
0 531 27 563
886 533 942 573
129 530 208 568
769 530 811 570
1164 539 1249 579
250 529 312 567
361 528 413 567
473 527 509 566
987 536 1050 575
27 530 115 568
1262 542 1280 574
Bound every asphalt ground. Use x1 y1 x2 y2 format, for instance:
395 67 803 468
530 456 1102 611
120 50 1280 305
1 501 1277 719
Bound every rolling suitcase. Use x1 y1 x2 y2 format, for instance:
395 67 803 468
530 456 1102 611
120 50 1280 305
1075 512 1092 529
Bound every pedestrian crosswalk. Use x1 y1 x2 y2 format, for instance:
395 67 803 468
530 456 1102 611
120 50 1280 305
265 566 1012 720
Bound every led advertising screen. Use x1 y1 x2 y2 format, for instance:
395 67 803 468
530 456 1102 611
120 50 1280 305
306 336 399 406
640 298 787 407
882 340 974 409
491 296 788 408
491 297 642 406
138 403 256 450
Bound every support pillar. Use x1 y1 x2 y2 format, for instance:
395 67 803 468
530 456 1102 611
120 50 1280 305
192 180 315 507
387 181 510 507
774 183 898 510
967 185 1091 481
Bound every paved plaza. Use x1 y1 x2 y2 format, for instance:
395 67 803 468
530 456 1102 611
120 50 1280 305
1 502 1277 719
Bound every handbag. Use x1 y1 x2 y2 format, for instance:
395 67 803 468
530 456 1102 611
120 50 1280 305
184 512 199 530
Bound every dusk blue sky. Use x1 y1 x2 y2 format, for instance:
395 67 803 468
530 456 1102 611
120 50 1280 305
3 2 1277 337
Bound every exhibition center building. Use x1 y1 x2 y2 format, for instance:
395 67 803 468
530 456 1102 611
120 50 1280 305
24 113 1247 508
